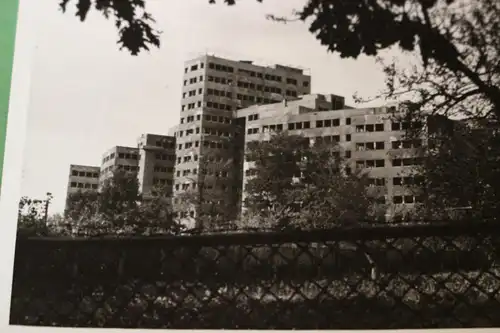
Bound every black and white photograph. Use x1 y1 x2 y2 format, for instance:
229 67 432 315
7 0 500 329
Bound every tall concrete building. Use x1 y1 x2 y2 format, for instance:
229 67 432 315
66 164 100 195
174 54 312 221
234 94 426 219
99 145 140 187
137 133 176 199
65 164 100 211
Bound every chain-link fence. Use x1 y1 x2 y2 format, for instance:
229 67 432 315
9 221 500 329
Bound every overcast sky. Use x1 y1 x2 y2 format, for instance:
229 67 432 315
20 0 388 214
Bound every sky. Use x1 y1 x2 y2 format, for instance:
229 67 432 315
20 0 389 214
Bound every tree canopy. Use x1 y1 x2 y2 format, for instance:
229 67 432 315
243 132 386 229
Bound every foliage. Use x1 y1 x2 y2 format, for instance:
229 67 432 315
409 119 500 220
49 171 183 237
350 0 500 124
244 132 385 229
174 154 237 231
17 193 53 237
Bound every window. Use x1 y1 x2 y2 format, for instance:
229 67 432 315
375 141 385 150
346 134 351 141
393 177 402 186
303 81 309 87
375 159 385 167
393 196 403 204
391 122 401 131
303 121 310 129
72 170 78 176
404 195 415 204
346 118 351 125
375 123 384 131
356 125 365 132
70 182 77 187
316 120 323 128
392 159 402 166
288 123 295 130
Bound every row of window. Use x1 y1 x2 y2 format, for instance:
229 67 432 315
236 68 282 82
180 141 200 150
237 67 310 88
203 127 231 137
205 114 231 124
207 88 231 98
153 166 174 173
70 182 98 189
206 101 232 111
207 75 232 85
71 170 99 178
174 182 230 192
183 75 204 86
178 154 199 164
182 101 202 111
393 195 424 204
208 62 234 73
184 63 204 73
182 88 203 98
155 153 175 161
153 178 172 186
181 115 200 124
355 123 385 133
248 114 259 121
237 93 281 104
154 140 175 149
355 157 422 168
356 141 385 151
102 152 139 164
177 127 199 138
116 165 139 172
356 159 386 168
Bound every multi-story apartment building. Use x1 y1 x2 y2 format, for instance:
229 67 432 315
137 133 176 199
65 133 176 207
174 54 312 222
65 164 100 211
99 146 141 187
234 94 426 219
66 164 100 195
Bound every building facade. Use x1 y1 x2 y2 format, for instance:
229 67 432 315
65 164 100 211
66 164 100 195
235 94 425 219
99 146 141 187
174 54 312 222
137 133 176 199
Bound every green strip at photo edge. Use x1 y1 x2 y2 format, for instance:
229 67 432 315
0 0 20 190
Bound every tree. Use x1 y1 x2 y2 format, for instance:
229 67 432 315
244 132 385 229
174 154 237 231
65 190 100 220
98 169 141 223
407 117 500 221
17 193 53 237
244 132 309 226
133 183 184 235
